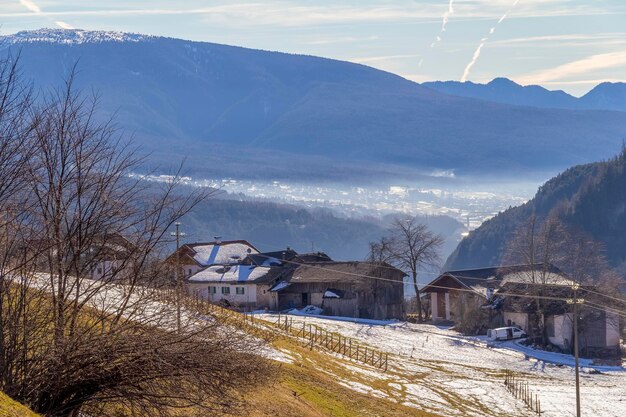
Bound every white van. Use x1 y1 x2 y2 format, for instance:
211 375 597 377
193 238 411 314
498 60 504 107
487 326 527 341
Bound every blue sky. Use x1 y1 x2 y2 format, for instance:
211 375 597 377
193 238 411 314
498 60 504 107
2 0 625 96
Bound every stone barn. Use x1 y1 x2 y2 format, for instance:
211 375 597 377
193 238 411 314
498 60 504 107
270 261 405 320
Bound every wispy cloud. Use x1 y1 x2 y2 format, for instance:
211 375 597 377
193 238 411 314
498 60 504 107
350 54 421 64
18 0 40 14
2 1 623 28
306 35 379 46
17 0 73 29
461 0 520 82
490 33 626 48
515 52 626 85
55 21 74 29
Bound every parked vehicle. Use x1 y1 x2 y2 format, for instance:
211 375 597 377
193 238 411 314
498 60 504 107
487 326 527 341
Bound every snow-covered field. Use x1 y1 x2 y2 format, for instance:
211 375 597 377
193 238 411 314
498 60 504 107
258 313 626 417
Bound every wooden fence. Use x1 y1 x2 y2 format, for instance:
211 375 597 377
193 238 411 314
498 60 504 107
155 288 390 371
270 313 388 371
504 370 542 415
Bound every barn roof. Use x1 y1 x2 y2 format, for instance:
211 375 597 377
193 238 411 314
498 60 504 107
288 261 404 284
422 264 572 297
171 240 260 266
187 263 271 284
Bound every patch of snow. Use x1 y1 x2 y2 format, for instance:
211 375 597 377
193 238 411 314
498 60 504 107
289 305 323 315
269 281 290 291
191 242 258 266
257 313 626 417
1 29 154 45
323 290 340 298
188 264 270 283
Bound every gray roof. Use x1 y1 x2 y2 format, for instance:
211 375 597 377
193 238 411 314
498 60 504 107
288 261 404 284
422 264 571 296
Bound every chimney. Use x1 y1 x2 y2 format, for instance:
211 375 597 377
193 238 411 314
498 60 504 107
214 236 222 245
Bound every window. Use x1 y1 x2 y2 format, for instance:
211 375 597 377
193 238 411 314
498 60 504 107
221 287 230 295
236 287 245 295
208 286 216 294
97 267 102 274
188 268 192 275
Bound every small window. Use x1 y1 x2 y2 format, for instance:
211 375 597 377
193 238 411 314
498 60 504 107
188 268 192 275
221 287 230 295
236 287 245 295
208 286 216 294
97 267 103 274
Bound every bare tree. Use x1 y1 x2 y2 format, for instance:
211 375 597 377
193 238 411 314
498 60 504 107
0 65 274 417
370 216 443 322
503 214 623 346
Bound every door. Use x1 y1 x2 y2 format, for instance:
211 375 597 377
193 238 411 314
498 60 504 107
437 292 446 319
301 293 309 306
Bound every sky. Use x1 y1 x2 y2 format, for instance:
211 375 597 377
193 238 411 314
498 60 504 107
1 0 625 96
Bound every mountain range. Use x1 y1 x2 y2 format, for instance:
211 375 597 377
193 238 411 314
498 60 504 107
446 150 626 275
423 78 626 112
1 29 625 181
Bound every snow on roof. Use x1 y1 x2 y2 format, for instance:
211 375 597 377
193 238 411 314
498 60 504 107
323 290 341 299
424 264 574 296
269 281 290 292
190 241 258 266
500 271 573 286
188 264 270 283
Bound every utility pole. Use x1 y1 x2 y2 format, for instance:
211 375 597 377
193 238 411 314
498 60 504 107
567 282 584 417
171 222 186 332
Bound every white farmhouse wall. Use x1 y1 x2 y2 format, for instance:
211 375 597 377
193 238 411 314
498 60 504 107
606 312 620 346
548 313 573 350
431 293 439 320
503 312 529 332
187 283 257 305
182 264 203 279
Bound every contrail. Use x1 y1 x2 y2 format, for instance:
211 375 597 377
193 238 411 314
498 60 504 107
461 0 520 82
19 0 40 14
441 0 455 32
18 0 73 29
431 0 455 48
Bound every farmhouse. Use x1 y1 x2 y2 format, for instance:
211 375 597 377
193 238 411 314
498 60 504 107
167 239 259 278
487 282 621 357
423 264 621 357
87 234 137 281
269 261 405 320
185 244 405 320
186 248 330 309
421 264 571 322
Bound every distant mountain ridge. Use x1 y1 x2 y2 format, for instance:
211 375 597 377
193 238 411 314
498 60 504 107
2 29 626 179
423 78 626 112
446 150 626 274
4 28 152 44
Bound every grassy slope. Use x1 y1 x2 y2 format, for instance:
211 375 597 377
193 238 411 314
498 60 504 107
0 392 40 417
236 338 442 417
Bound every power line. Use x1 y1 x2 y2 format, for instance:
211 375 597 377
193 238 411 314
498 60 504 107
252 253 626 316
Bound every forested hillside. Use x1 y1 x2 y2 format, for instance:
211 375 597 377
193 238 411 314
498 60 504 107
446 150 626 275
184 196 463 260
